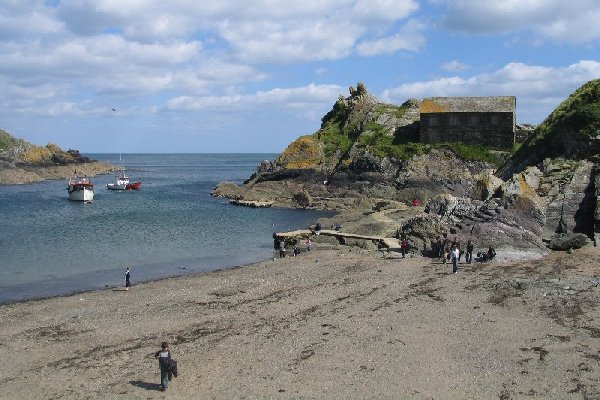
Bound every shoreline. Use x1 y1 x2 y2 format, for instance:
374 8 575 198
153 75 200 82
0 252 272 306
0 160 115 185
0 241 542 306
1 246 598 399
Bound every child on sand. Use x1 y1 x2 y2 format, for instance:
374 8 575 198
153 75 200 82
155 342 172 391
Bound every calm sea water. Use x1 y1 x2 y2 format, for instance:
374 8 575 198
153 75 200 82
0 154 332 303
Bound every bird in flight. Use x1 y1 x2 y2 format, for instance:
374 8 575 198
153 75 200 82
112 108 117 112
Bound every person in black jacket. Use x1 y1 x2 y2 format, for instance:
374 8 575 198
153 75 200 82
465 240 474 264
155 342 172 391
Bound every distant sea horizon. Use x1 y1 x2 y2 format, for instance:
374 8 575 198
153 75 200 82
0 153 334 303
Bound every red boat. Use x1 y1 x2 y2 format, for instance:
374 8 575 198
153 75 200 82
126 181 142 190
106 166 142 191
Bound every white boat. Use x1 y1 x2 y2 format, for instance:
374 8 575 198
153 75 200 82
67 177 94 202
106 168 142 191
106 170 129 190
106 156 142 191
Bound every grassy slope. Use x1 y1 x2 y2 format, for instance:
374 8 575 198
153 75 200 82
499 79 600 177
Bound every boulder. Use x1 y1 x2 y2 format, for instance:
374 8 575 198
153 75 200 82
548 233 592 250
293 190 313 208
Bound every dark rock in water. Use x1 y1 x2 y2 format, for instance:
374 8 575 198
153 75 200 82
548 233 591 251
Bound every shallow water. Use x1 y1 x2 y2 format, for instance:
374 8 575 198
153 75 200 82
0 154 332 302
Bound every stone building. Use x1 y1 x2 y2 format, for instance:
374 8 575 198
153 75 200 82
419 96 516 149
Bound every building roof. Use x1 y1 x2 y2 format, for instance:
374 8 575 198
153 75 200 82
420 96 516 114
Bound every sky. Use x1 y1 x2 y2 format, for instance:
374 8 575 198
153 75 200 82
0 0 599 153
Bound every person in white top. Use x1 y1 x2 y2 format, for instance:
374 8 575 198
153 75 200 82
451 245 460 274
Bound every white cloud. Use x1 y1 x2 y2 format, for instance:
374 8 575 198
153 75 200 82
352 0 419 21
0 0 422 115
440 0 600 44
440 60 470 73
167 83 343 111
53 0 422 63
357 20 425 56
382 60 600 123
218 19 362 63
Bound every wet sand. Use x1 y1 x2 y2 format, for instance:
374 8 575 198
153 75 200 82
0 247 599 399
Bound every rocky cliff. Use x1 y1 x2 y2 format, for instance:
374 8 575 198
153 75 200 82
0 129 114 184
213 80 600 258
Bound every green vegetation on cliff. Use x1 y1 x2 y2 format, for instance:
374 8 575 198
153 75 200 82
0 129 28 152
318 94 419 161
277 81 541 173
0 128 91 166
315 87 504 165
534 78 600 145
500 79 600 177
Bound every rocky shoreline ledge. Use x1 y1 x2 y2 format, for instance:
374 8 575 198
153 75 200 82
1 246 598 398
0 161 115 185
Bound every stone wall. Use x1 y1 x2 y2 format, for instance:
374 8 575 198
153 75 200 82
419 96 516 149
420 111 515 149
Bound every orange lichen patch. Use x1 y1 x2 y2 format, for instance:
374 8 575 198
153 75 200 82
517 174 536 196
21 146 52 164
420 99 448 113
516 173 545 208
277 136 322 169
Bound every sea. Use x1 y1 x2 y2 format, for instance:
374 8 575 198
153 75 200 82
0 154 333 303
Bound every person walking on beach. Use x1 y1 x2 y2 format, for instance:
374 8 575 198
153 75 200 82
279 240 286 258
155 342 172 391
306 238 312 252
125 267 131 290
451 245 460 274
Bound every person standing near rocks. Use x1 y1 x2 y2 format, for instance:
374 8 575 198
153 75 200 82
451 245 460 274
434 236 443 259
279 240 286 258
125 267 131 290
465 240 474 264
400 238 409 258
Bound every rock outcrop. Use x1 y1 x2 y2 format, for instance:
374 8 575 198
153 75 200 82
0 129 115 184
213 80 600 258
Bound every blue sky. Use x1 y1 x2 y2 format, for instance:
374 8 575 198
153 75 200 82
1 0 599 153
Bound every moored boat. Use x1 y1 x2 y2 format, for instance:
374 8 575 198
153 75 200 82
106 170 129 190
125 181 142 190
67 177 94 202
106 169 142 191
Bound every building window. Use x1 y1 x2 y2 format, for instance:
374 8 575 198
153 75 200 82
469 115 479 126
449 115 459 126
428 116 439 127
491 115 499 125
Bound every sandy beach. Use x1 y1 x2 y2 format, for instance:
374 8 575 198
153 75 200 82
1 247 599 399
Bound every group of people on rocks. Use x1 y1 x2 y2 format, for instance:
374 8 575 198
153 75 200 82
432 234 496 267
